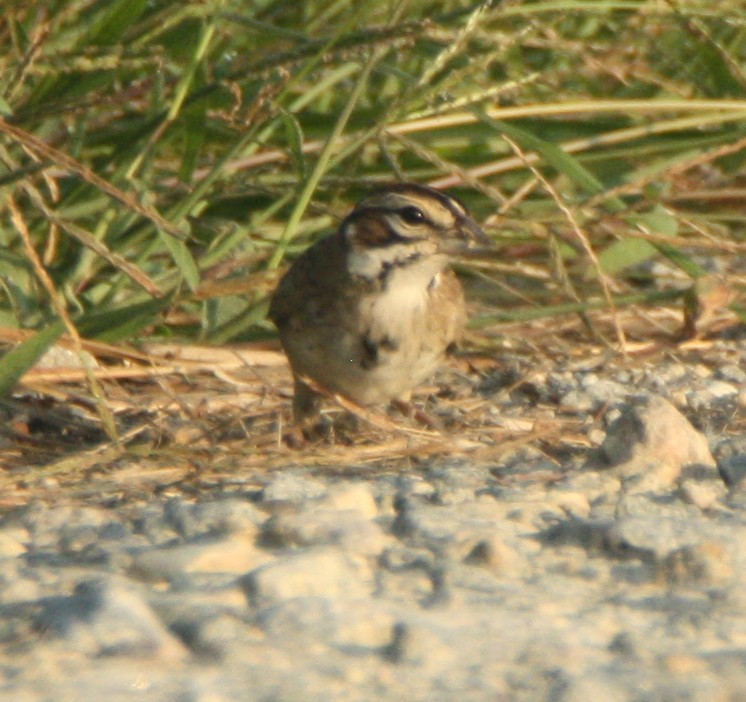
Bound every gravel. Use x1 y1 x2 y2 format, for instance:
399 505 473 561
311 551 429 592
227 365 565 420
2 344 746 701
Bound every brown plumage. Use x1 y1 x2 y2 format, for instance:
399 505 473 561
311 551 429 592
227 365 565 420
269 183 488 421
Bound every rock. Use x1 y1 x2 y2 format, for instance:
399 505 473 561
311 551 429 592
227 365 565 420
150 584 256 661
8 338 746 701
687 381 739 413
645 362 688 391
678 478 727 511
20 503 120 552
261 472 327 504
556 471 623 506
129 532 272 582
588 427 606 446
36 345 98 370
560 676 629 702
0 529 27 558
462 533 524 575
322 483 378 517
545 488 592 519
614 492 703 521
393 497 528 570
600 394 716 487
133 503 182 546
166 607 258 660
164 498 265 540
260 482 387 555
715 436 746 462
538 517 615 552
261 506 390 556
425 462 492 505
607 516 708 562
178 688 235 702
379 545 436 572
36 577 187 660
559 375 628 413
257 596 397 650
717 365 746 384
658 541 733 586
242 547 373 607
718 454 746 489
546 371 575 401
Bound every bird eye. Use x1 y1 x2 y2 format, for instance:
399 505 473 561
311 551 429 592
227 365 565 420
399 206 426 224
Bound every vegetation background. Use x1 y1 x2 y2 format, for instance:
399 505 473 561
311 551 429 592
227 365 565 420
0 0 745 456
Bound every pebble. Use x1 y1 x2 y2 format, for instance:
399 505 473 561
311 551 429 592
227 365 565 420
129 532 272 582
687 381 739 413
559 373 629 413
717 364 746 384
242 547 373 607
600 394 715 487
37 576 188 660
658 541 734 586
164 498 265 539
261 471 328 504
261 503 391 556
425 461 492 505
717 454 746 489
607 515 707 561
257 596 397 650
0 529 27 558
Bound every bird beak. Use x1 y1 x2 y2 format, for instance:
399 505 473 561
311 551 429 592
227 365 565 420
457 215 491 247
440 215 491 256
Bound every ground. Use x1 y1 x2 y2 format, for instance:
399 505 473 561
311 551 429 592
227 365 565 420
1 311 745 701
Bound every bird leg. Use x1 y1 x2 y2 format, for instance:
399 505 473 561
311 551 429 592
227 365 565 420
292 376 323 424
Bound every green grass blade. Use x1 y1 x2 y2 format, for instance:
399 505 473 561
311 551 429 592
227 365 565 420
267 48 387 270
471 107 627 212
0 321 65 397
77 295 175 343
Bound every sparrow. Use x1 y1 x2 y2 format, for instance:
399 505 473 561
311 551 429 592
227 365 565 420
269 182 489 422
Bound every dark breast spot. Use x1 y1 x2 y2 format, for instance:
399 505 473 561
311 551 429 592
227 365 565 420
361 333 400 369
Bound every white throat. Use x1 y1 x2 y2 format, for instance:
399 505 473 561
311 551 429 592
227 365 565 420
348 242 445 283
361 251 447 331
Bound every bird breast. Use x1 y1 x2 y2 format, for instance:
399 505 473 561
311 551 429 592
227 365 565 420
366 260 443 336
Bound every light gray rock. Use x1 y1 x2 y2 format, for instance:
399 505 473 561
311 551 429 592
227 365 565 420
600 394 716 487
257 596 397 650
242 547 373 607
260 482 387 555
678 478 728 510
261 472 328 504
560 375 628 413
36 577 187 660
129 532 272 582
165 498 265 540
425 461 492 505
717 365 746 384
262 506 390 556
687 380 739 413
20 503 121 551
658 541 734 586
607 515 709 562
322 483 378 516
0 529 27 559
393 497 529 570
718 454 746 489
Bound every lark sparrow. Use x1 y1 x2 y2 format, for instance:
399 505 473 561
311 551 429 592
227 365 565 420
269 183 489 422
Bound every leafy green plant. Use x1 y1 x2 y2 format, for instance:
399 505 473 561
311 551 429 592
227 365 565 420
0 0 744 393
